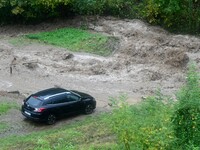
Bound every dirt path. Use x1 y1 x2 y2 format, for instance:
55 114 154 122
0 16 199 137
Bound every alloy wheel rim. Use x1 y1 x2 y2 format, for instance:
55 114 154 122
86 105 93 114
48 115 56 124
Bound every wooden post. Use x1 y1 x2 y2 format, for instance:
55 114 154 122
10 57 17 75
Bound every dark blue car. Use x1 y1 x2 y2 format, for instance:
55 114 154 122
21 88 96 124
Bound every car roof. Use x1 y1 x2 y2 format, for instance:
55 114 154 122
32 88 70 100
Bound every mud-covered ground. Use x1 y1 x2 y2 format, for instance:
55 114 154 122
0 16 200 137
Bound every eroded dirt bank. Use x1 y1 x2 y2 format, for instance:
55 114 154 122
0 16 199 136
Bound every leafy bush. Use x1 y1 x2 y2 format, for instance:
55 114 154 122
71 0 143 18
104 0 143 18
71 0 106 15
0 0 72 23
108 93 175 150
143 0 200 34
173 64 200 148
0 0 200 34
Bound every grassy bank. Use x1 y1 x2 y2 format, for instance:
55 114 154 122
0 102 17 115
0 101 18 134
0 114 117 150
24 28 117 56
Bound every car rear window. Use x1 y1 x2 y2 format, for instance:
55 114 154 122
27 96 42 107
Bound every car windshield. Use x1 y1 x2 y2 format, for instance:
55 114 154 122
27 96 42 107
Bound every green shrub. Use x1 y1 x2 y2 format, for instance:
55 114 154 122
71 0 106 15
108 93 175 150
104 0 143 18
0 0 72 23
143 0 200 34
173 64 200 148
71 0 143 18
0 0 200 34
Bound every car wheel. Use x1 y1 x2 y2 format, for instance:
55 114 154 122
84 104 94 114
46 114 56 125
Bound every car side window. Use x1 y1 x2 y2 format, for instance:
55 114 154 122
43 99 52 105
51 93 68 104
67 94 80 102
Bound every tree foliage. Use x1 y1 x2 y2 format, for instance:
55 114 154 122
71 0 106 15
0 0 72 23
0 0 200 34
144 0 200 34
173 64 200 148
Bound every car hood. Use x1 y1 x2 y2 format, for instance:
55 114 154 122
71 90 92 99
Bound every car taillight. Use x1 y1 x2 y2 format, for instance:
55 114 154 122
34 108 46 112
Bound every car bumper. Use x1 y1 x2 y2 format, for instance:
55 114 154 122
21 109 46 122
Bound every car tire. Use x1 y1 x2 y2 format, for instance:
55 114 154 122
84 104 94 114
46 114 56 125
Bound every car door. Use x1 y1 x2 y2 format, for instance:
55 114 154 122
50 93 71 116
65 93 82 113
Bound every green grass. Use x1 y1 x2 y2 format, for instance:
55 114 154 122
25 28 117 56
0 122 8 134
0 114 117 150
0 102 17 136
0 102 17 115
